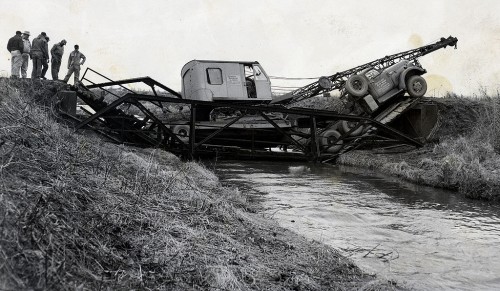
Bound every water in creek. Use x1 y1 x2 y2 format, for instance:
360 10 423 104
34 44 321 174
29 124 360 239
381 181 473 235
211 160 500 290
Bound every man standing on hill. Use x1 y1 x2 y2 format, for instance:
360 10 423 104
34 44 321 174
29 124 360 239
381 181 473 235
21 31 31 78
6 31 23 78
40 36 50 80
50 39 66 80
62 44 86 85
31 32 49 79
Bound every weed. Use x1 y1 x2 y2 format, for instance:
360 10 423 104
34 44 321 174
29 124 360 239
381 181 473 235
338 93 500 201
0 78 397 290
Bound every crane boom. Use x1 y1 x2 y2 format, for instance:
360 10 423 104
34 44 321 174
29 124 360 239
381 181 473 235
271 36 458 105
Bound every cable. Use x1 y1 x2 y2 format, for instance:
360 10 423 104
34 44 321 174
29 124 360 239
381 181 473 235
269 76 322 80
271 85 303 89
272 89 294 93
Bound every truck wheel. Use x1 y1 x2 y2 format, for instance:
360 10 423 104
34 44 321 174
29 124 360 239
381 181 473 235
406 75 427 98
172 124 190 143
320 129 343 153
341 120 364 136
345 75 369 97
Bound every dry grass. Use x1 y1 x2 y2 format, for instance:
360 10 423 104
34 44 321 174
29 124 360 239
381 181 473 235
338 93 500 201
0 78 398 290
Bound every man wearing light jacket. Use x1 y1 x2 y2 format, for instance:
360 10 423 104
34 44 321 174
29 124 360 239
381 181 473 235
50 39 66 80
6 31 24 78
21 31 31 78
62 44 86 85
31 32 49 79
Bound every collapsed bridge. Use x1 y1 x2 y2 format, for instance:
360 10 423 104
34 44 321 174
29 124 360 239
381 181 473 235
58 36 457 163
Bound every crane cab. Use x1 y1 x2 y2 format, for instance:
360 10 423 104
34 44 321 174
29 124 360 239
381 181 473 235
181 60 272 102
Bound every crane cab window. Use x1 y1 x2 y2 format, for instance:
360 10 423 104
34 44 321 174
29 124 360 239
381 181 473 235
243 64 267 81
207 68 223 85
253 65 267 81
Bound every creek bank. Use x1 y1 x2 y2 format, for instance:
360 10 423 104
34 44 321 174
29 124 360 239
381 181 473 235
337 96 500 201
0 78 400 290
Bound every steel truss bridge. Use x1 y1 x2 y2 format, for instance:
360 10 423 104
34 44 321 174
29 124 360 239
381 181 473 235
59 68 428 163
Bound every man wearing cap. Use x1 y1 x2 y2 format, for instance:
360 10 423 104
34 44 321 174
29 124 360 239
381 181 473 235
41 36 50 79
6 31 24 78
62 44 86 85
30 32 49 79
20 31 31 78
50 39 66 80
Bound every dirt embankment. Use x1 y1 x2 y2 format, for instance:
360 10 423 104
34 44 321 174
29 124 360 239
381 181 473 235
337 96 500 201
0 78 397 290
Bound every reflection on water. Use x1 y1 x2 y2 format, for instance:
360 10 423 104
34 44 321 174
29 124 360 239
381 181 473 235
211 160 500 290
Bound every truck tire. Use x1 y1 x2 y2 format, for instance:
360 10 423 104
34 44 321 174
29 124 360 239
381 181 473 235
345 75 369 97
341 120 364 136
172 124 190 143
406 75 427 98
320 129 343 153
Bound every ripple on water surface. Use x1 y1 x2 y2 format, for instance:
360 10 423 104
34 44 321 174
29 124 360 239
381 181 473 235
213 161 500 290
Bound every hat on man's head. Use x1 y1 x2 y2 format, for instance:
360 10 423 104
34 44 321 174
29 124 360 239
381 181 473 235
41 32 46 36
61 39 67 45
74 44 79 49
22 31 30 36
16 31 21 35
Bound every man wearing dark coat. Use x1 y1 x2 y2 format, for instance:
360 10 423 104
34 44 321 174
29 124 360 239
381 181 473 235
6 31 24 78
30 32 49 79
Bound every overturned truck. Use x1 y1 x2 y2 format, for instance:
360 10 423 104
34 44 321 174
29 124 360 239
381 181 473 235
60 36 458 162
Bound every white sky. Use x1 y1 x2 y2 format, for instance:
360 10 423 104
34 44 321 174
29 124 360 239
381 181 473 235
1 0 499 96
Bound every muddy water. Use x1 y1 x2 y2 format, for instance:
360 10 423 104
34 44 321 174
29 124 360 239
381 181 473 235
212 160 500 290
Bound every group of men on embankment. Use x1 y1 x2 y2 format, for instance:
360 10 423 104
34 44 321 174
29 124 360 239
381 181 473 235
7 30 86 84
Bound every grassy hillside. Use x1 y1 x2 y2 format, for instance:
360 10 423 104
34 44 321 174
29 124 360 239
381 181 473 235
338 95 500 200
0 78 396 290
